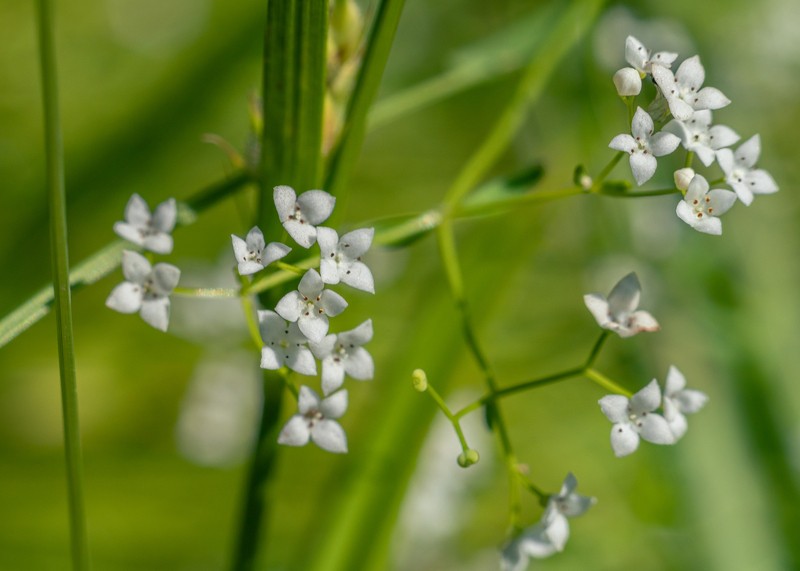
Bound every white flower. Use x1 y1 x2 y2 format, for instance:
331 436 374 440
609 107 680 186
500 473 594 571
113 193 177 254
583 272 659 338
599 380 675 457
273 185 336 248
231 226 291 275
676 174 737 235
257 310 317 376
662 366 708 440
652 55 731 121
277 386 348 453
673 167 695 191
317 226 375 293
664 110 739 167
275 269 348 342
716 135 779 206
613 67 642 96
106 250 180 331
310 319 374 395
624 36 677 76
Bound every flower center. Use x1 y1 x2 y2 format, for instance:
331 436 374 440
302 295 325 317
289 205 307 225
690 195 713 218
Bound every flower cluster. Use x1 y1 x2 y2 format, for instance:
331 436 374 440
610 36 778 235
107 195 180 331
248 186 375 454
585 273 708 457
501 474 595 571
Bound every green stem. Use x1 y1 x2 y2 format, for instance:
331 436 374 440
684 150 695 169
605 187 682 198
584 367 632 397
594 151 625 186
422 382 470 452
274 261 305 275
584 331 609 368
240 294 264 351
172 287 239 298
36 0 90 568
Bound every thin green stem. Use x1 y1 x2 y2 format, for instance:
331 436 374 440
274 261 305 275
584 331 609 368
240 295 263 351
422 382 470 452
172 287 239 298
604 187 682 198
36 0 90 568
684 150 695 169
584 367 632 397
594 151 625 186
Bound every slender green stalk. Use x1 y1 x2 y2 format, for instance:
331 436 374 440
594 151 625 186
585 331 609 368
604 187 681 198
421 382 470 452
172 287 239 298
35 0 89 568
584 367 632 397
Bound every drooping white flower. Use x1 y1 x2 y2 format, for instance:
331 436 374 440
277 386 348 453
652 55 731 121
676 174 737 235
613 67 642 96
716 135 779 206
310 319 374 395
598 380 675 457
664 110 739 167
583 272 659 338
106 250 180 331
275 269 348 342
317 226 375 293
609 107 680 186
257 310 317 376
231 226 291 275
113 193 177 254
662 366 709 440
500 473 594 571
624 36 677 76
273 185 336 248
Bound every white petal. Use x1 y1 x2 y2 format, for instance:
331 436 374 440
340 261 375 293
238 261 264 275
257 310 285 343
316 226 339 256
277 415 310 447
320 289 348 316
627 310 660 334
262 242 291 265
583 294 611 328
260 346 281 370
338 227 374 258
106 282 143 314
121 250 152 283
287 346 317 376
676 201 701 229
151 263 180 294
344 347 374 381
650 51 677 68
607 273 641 320
152 198 177 233
637 413 675 445
686 174 709 202
543 511 569 552
693 87 731 111
339 319 373 346
231 234 249 263
673 389 709 415
675 55 705 91
707 189 737 216
631 107 654 140
708 125 740 150
298 269 324 297
245 226 265 252
311 419 348 453
610 423 639 457
716 148 734 176
629 152 657 186
319 258 340 285
297 190 335 225
598 395 629 423
730 182 754 207
275 292 303 322
299 313 329 343
630 379 661 414
518 527 558 559
309 334 337 359
664 365 686 395
694 145 715 168
664 402 688 440
746 169 779 195
320 389 348 419
273 185 297 222
500 540 528 571
283 219 317 248
113 222 145 246
124 193 150 226
608 134 636 153
297 385 321 414
649 132 681 157
321 358 346 395
140 297 171 331
693 215 723 235
735 135 761 169
142 233 174 255
624 36 647 71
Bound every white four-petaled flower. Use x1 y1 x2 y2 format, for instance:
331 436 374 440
310 319 374 395
676 174 737 235
624 36 677 76
716 135 779 206
231 226 291 275
609 107 680 186
113 193 177 254
275 269 348 342
583 272 659 338
317 226 375 293
277 386 348 453
664 110 739 167
652 55 731 121
258 310 317 376
106 250 180 331
662 366 708 440
599 380 675 457
273 185 336 248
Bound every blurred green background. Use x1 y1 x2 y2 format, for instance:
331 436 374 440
1 0 799 569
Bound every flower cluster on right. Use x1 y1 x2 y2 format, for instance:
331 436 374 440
610 36 778 235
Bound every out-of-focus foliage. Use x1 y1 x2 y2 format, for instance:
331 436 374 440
1 0 798 570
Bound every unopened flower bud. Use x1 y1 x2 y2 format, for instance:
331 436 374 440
411 369 428 392
457 449 480 468
613 67 642 97
674 167 695 191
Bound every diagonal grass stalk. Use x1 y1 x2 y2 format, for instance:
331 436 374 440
35 0 90 568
